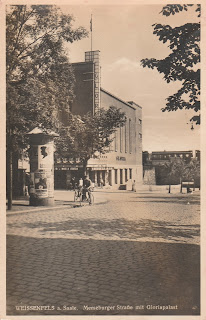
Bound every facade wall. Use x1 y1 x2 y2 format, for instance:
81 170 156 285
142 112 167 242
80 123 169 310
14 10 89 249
70 62 94 116
54 51 143 189
86 89 143 187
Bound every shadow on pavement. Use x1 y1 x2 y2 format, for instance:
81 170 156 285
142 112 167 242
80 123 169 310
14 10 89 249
130 194 200 205
21 218 200 243
7 235 200 316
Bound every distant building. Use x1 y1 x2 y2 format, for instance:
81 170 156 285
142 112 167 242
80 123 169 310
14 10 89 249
55 51 143 189
195 150 200 161
143 150 200 186
151 150 193 165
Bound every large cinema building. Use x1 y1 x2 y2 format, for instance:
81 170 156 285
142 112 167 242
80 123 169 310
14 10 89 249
55 51 143 190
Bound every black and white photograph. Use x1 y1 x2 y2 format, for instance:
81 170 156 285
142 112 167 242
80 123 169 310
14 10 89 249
1 0 204 318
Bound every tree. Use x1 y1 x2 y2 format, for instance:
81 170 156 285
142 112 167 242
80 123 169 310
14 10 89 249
6 5 88 209
141 4 200 125
183 158 200 189
162 157 186 193
55 107 127 174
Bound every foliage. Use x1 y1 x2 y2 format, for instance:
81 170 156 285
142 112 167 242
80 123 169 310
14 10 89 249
6 5 88 153
162 156 200 192
141 4 200 125
55 107 127 169
163 157 185 179
183 158 200 181
162 157 186 192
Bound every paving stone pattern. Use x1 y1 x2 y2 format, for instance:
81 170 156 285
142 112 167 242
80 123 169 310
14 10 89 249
6 190 200 315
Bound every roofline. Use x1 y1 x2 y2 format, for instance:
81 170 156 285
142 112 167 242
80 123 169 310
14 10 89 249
72 61 94 66
85 50 100 53
151 151 193 154
100 88 142 110
127 101 142 109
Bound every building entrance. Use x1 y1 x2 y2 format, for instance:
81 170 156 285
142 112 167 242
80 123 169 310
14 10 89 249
54 171 67 189
120 169 123 184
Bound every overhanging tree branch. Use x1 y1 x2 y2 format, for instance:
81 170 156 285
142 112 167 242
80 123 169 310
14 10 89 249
141 4 200 125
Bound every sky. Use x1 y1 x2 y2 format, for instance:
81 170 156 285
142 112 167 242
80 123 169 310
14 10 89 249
60 4 200 152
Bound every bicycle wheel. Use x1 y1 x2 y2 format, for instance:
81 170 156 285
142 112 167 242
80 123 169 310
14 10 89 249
79 191 83 206
74 190 78 202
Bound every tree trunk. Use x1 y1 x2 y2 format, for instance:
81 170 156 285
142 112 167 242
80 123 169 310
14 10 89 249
82 159 89 176
180 177 182 193
168 184 171 194
7 148 13 210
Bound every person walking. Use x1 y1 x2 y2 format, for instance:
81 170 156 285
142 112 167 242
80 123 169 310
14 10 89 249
132 180 136 192
100 178 104 188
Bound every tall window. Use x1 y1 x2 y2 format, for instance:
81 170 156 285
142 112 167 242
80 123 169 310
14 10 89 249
129 168 132 180
125 169 128 182
129 119 132 153
120 126 123 153
114 131 117 152
125 122 127 153
120 169 123 184
115 169 118 184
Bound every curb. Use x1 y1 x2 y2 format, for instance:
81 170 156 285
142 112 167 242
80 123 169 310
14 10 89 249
6 200 108 215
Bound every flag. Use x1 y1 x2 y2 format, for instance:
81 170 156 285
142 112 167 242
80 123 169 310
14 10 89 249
90 15 92 32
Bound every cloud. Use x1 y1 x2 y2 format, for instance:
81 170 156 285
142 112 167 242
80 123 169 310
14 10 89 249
106 57 142 72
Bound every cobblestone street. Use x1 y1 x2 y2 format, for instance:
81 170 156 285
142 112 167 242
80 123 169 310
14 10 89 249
6 189 200 315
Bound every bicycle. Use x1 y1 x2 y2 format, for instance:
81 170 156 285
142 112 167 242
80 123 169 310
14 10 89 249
74 187 83 205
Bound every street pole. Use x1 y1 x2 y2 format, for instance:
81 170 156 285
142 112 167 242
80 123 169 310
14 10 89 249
90 14 92 52
7 130 13 210
7 148 13 210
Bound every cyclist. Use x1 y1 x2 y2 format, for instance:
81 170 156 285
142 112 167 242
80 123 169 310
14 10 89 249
83 175 92 200
76 177 83 196
70 177 76 190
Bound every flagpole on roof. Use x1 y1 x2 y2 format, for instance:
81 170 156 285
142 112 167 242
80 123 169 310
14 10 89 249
90 14 92 52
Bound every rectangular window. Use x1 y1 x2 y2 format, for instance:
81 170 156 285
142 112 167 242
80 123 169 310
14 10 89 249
129 119 132 153
139 119 142 125
120 169 123 184
125 169 128 182
139 133 142 139
115 169 118 184
120 127 122 153
115 131 117 152
125 122 127 153
129 168 132 180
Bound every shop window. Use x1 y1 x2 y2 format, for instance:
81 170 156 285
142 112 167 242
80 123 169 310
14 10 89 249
115 169 118 184
125 169 128 182
129 168 132 179
120 169 123 184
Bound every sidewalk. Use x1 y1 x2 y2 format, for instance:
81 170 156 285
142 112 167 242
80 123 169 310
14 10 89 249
6 190 108 214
